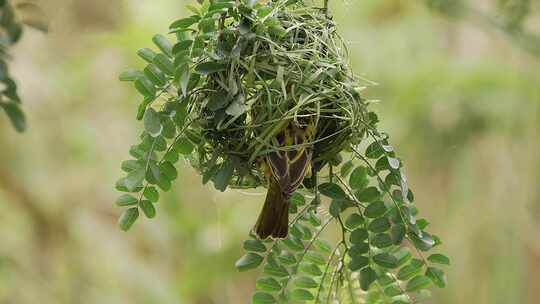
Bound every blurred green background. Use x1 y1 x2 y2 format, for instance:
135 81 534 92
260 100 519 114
0 0 539 303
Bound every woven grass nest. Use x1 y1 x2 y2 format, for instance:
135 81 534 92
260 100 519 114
180 0 373 192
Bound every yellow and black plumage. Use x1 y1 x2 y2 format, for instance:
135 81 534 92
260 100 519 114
254 122 315 239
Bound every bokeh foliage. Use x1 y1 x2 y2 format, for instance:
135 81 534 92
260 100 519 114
0 0 46 132
426 0 540 56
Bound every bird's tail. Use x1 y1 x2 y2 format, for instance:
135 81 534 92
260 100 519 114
254 178 289 239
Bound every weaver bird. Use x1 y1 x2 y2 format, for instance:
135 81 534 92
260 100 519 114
254 121 315 239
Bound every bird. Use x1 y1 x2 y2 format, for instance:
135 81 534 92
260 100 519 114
254 121 315 239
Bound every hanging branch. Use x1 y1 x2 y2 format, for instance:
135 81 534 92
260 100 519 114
115 0 451 303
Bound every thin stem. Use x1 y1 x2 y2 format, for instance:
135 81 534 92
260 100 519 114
315 242 342 303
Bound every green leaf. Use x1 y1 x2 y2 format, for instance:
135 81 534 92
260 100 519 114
125 167 146 192
1 102 26 132
146 161 161 184
178 64 191 97
406 275 431 292
115 177 130 192
314 239 332 253
366 142 384 159
319 183 347 200
153 136 168 151
368 217 391 233
157 175 171 191
378 273 395 287
152 34 173 57
256 277 281 292
299 263 322 276
116 194 138 206
426 267 447 288
252 292 276 304
345 213 365 229
290 289 314 301
307 210 322 227
349 166 368 189
371 233 393 248
213 162 234 192
263 263 289 277
373 253 398 268
391 224 406 245
416 218 430 230
329 200 343 217
350 228 368 244
384 285 402 297
290 224 303 240
164 149 179 163
119 69 143 81
208 1 234 12
397 259 425 280
162 119 178 139
385 173 400 188
293 276 318 289
170 16 199 30
356 187 381 202
137 48 157 63
135 76 156 98
118 207 139 231
140 200 156 218
235 253 263 272
349 256 369 271
304 251 326 265
175 137 194 154
198 17 216 33
143 108 162 137
257 5 273 17
243 239 267 253
153 54 175 75
129 145 147 160
144 64 167 86
359 267 378 291
410 231 435 251
427 254 450 265
340 160 354 177
282 235 304 252
278 251 296 265
394 248 413 267
348 243 369 258
290 192 305 206
364 201 387 218
160 161 178 180
195 62 227 74
172 40 194 54
121 160 142 172
173 102 188 127
375 157 392 172
143 186 159 203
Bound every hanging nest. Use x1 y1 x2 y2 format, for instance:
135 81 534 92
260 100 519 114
174 0 374 191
